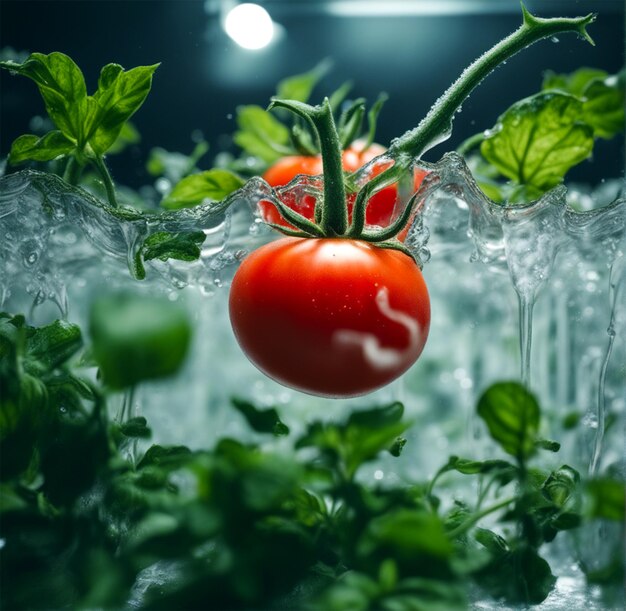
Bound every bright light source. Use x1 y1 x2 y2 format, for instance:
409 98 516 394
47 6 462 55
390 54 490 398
224 3 274 50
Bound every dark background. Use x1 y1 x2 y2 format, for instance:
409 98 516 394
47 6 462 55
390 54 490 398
1 0 624 187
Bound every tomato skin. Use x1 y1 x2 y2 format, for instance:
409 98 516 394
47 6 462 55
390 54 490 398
229 237 430 398
260 144 426 240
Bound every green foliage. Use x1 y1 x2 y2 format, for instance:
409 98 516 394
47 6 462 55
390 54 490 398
0 52 158 207
1 313 623 610
461 67 624 204
89 293 192 389
160 168 244 210
141 230 207 262
0 52 157 162
480 92 594 197
543 67 625 139
232 60 387 173
231 397 290 436
476 381 540 459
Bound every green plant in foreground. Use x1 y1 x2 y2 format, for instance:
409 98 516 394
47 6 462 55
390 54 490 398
1 311 623 610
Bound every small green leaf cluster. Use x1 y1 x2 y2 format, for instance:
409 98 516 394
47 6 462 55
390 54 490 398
231 60 387 170
0 52 159 207
2 313 623 609
461 67 625 204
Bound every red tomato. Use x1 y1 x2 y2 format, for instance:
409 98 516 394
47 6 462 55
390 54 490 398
260 143 426 241
229 237 430 398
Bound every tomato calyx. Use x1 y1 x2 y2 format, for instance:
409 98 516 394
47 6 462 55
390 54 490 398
266 97 421 262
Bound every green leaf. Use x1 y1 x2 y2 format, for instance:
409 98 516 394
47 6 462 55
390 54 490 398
137 444 193 470
542 465 580 507
119 416 151 439
388 437 406 457
231 397 290 436
141 231 206 262
542 67 608 97
233 105 291 163
88 63 159 154
476 382 540 458
587 478 625 521
441 455 516 476
89 292 192 389
347 402 404 428
581 76 625 139
161 169 244 210
25 319 83 369
8 131 75 164
480 92 594 192
475 546 556 604
0 52 87 141
359 509 453 560
276 59 331 103
535 438 561 452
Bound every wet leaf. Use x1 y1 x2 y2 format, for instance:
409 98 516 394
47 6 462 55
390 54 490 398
161 169 244 209
480 92 594 192
141 230 206 262
231 397 290 436
477 382 540 458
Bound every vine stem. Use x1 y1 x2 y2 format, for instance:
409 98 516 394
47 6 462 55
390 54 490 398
447 495 516 539
63 156 83 185
389 5 596 159
92 154 119 208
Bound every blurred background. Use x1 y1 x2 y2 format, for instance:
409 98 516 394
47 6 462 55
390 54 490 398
1 0 624 187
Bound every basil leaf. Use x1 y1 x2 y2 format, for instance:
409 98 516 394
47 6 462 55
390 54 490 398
161 169 244 210
119 416 151 439
0 52 87 142
443 456 516 476
231 397 290 436
541 465 580 507
581 75 625 139
475 547 556 604
359 509 453 560
9 131 75 164
89 293 192 389
477 382 540 458
347 401 404 428
543 67 625 139
542 67 607 96
141 231 206 262
276 59 331 103
480 92 594 192
88 63 159 154
233 105 291 163
25 319 83 369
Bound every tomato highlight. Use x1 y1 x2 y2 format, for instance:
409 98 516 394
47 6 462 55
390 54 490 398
229 237 430 398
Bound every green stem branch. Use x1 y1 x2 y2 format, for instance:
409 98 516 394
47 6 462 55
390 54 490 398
92 154 119 208
63 156 83 185
448 495 516 539
390 6 595 159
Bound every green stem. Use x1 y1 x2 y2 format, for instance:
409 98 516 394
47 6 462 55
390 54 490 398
448 495 516 539
390 6 595 159
92 154 119 208
315 98 348 236
269 97 348 236
63 156 83 185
